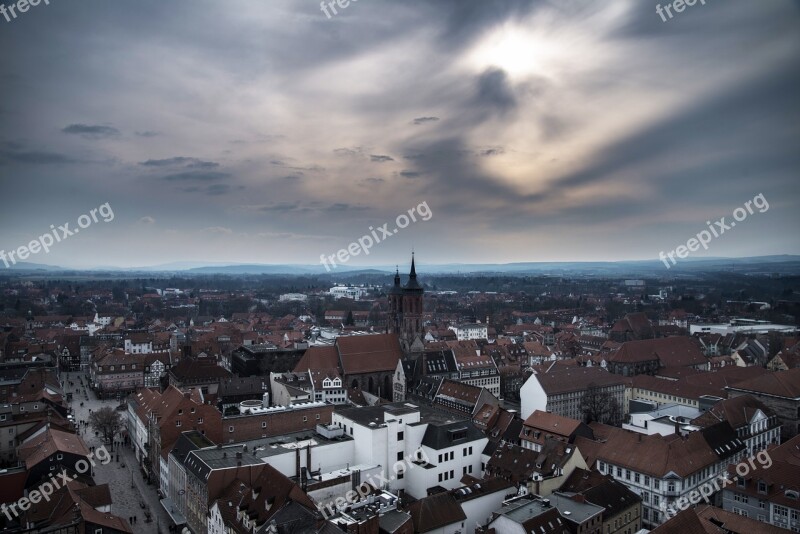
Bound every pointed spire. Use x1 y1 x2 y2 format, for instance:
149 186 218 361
409 252 417 278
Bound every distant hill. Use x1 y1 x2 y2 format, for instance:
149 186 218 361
3 255 798 276
2 261 63 271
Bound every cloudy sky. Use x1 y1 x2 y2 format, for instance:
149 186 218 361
0 0 798 269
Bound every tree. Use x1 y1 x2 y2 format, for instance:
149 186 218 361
89 406 124 445
344 310 354 326
581 383 622 426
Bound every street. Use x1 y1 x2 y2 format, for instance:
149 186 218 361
60 371 174 534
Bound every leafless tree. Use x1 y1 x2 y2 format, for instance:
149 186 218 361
89 406 124 445
581 383 622 426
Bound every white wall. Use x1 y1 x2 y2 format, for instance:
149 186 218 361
520 374 547 420
461 491 512 534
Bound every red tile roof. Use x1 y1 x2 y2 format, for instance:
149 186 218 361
337 333 402 375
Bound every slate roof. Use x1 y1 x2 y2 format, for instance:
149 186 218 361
421 421 485 450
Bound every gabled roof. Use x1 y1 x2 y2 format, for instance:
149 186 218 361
336 333 403 375
522 410 583 439
652 504 789 534
407 492 466 533
690 394 775 429
610 336 707 367
294 345 339 372
574 422 744 478
18 428 90 469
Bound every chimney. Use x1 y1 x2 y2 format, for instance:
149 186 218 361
236 451 243 459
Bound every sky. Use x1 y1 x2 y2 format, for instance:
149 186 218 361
0 0 798 269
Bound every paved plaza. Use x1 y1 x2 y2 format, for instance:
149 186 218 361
60 371 175 534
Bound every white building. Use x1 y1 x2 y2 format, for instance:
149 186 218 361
623 404 702 436
124 334 153 354
450 324 488 341
329 286 368 300
576 422 746 528
332 402 488 499
279 293 308 302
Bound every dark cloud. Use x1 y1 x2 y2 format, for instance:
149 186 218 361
161 171 229 182
412 116 440 125
370 154 394 162
0 150 77 165
473 68 516 115
479 147 505 157
399 170 422 179
135 131 159 137
62 124 120 139
325 203 368 212
206 184 232 195
362 177 386 184
141 157 219 169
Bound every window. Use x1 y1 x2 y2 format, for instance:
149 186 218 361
176 421 182 427
450 451 454 461
450 469 454 478
397 452 404 461
303 416 307 422
397 431 403 441
439 454 443 463
616 467 622 477
316 414 320 420
57 453 63 460
121 365 126 370
635 473 641 483
397 470 404 479
653 495 660 506
198 418 203 424
229 426 234 433
262 422 267 428
734 493 747 503
191 407 195 414
438 473 443 482
758 481 767 493
668 482 675 492
468 446 472 455
654 480 660 490
178 409 183 415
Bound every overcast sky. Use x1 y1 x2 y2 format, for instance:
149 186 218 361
0 0 798 269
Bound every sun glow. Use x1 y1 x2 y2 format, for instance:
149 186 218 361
466 25 561 79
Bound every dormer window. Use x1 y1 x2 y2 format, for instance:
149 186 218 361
758 481 768 493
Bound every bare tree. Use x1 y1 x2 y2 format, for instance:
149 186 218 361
89 406 124 445
581 383 622 426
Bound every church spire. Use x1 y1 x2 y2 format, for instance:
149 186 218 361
409 252 417 279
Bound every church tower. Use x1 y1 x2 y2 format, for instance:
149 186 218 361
388 254 425 350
